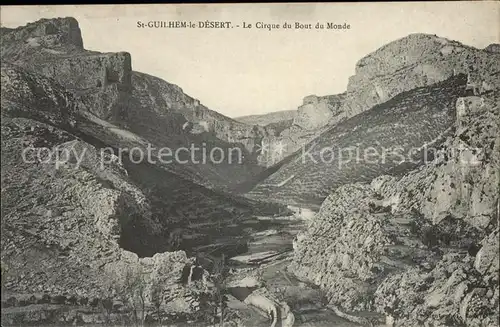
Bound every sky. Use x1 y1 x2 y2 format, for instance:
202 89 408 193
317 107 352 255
1 3 499 118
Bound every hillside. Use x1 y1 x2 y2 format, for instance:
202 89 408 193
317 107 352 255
1 17 274 188
248 34 500 207
248 74 467 206
341 34 499 119
0 68 209 324
291 91 499 326
0 17 288 325
0 17 352 179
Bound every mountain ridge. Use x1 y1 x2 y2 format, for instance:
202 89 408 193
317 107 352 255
248 32 500 206
0 17 288 325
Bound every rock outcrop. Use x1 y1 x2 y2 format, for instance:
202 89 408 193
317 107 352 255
0 17 352 182
38 52 132 92
294 94 345 130
342 34 500 119
0 114 208 325
0 87 222 320
290 93 499 326
2 16 499 327
1 17 83 52
235 93 347 169
2 17 347 186
1 17 268 188
233 93 347 169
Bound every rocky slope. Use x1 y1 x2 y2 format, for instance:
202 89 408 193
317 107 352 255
0 17 288 326
2 16 499 327
1 17 264 187
0 95 209 326
290 92 499 326
235 93 345 167
249 34 500 207
256 93 347 168
294 94 345 130
1 17 351 183
249 74 469 207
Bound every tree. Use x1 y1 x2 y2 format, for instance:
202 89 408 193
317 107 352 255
124 267 147 327
150 278 174 326
107 266 147 327
211 254 230 327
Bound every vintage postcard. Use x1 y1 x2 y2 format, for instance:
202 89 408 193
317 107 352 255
1 3 499 327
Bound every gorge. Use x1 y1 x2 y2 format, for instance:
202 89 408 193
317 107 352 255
1 15 499 327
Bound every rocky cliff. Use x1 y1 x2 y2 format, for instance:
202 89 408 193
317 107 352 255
342 34 499 119
290 92 499 326
2 16 499 327
249 34 500 207
0 113 209 325
294 94 345 130
1 17 269 188
232 92 349 176
0 17 288 326
1 17 353 185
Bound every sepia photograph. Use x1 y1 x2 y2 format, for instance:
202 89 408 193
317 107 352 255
0 3 499 326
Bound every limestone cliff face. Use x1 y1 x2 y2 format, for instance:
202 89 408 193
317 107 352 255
5 17 350 188
294 94 345 130
1 62 77 126
0 17 350 181
1 17 133 125
258 126 319 168
342 34 500 119
0 17 83 52
38 52 133 92
0 118 208 325
290 93 499 326
374 95 499 230
240 93 346 169
247 34 499 171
